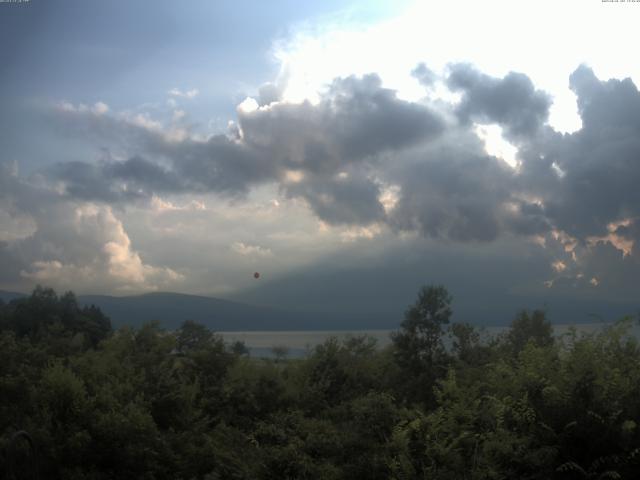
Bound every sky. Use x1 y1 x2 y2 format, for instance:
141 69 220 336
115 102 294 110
1 0 640 324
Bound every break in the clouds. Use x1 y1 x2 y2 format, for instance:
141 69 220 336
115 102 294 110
1 0 639 313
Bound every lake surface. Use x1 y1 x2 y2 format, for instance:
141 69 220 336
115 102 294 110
218 329 394 358
219 322 640 358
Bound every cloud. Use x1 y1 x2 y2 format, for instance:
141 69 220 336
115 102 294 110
19 202 184 293
518 66 640 248
387 131 520 242
446 63 552 140
257 82 284 106
150 195 206 214
49 157 185 203
47 73 446 221
0 166 183 293
4 63 640 300
168 88 199 99
236 74 444 173
39 66 640 253
412 63 436 87
285 172 385 225
231 242 273 258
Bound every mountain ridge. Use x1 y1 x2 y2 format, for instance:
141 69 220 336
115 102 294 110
0 290 392 331
2 289 636 331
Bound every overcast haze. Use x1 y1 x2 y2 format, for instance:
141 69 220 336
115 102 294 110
1 0 639 324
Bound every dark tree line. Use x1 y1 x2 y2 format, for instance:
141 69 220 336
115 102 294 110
1 285 639 479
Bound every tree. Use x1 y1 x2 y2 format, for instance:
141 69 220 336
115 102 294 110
230 340 249 357
176 320 214 354
393 285 452 367
1 286 111 351
506 309 553 355
450 321 492 368
271 345 290 363
392 285 453 405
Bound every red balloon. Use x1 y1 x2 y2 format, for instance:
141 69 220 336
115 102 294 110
253 272 260 279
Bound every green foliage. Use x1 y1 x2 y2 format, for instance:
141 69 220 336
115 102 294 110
393 285 453 367
392 285 453 405
1 285 111 351
176 320 214 354
506 309 554 355
1 286 640 479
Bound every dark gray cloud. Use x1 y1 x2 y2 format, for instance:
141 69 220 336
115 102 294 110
231 74 445 225
412 63 436 87
238 74 445 174
387 133 518 242
518 66 640 243
503 199 551 237
0 241 24 284
257 82 283 107
4 65 640 303
570 65 640 133
326 75 444 158
447 63 552 140
387 64 640 251
30 66 640 253
51 105 165 154
229 235 637 326
107 156 183 192
173 135 276 196
285 172 385 225
53 161 122 202
50 157 184 203
47 73 447 223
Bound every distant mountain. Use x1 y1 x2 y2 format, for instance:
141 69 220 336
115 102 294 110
0 289 397 331
0 290 26 303
3 287 637 331
77 292 390 331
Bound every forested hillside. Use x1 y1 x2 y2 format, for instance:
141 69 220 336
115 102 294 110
1 286 639 479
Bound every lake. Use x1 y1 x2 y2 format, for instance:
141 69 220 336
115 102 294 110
219 321 640 358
